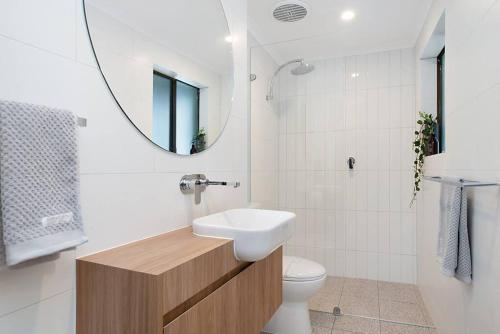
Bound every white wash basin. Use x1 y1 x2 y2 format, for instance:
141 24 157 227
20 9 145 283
193 208 295 262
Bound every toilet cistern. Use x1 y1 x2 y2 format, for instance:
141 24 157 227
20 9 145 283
180 174 240 204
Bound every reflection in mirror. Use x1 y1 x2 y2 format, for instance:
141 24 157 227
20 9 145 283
83 0 234 155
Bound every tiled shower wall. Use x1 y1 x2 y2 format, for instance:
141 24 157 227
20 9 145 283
276 49 418 283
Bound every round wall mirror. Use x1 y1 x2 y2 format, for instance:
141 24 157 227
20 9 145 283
83 0 234 155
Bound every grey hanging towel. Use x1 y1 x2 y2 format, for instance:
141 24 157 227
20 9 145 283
437 181 472 283
0 100 87 266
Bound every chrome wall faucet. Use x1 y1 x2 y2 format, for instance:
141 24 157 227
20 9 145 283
179 174 240 205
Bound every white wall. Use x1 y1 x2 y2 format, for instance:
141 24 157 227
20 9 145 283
249 35 280 210
265 48 418 283
0 0 248 333
416 1 500 333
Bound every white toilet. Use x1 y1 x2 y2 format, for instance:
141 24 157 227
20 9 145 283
264 256 327 334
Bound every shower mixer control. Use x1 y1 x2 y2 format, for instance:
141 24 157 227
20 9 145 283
348 157 356 170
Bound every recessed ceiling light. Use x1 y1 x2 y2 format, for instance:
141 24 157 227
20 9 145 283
225 35 234 43
351 72 360 78
341 10 356 21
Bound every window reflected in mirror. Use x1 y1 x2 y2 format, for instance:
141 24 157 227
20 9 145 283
152 71 201 154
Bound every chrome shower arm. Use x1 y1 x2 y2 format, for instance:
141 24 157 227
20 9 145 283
266 58 303 101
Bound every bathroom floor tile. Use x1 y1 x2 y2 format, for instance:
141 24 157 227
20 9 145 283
342 278 379 299
379 300 429 326
313 326 333 334
339 294 379 318
380 321 431 334
309 292 341 313
378 282 419 304
333 315 380 334
414 288 434 326
323 276 345 293
310 310 335 329
309 278 435 333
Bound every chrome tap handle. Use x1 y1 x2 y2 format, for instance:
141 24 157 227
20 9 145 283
206 180 240 188
180 174 240 205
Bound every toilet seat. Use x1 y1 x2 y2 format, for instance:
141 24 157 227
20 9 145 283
282 256 326 282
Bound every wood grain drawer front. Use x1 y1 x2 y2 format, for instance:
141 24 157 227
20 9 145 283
163 247 282 334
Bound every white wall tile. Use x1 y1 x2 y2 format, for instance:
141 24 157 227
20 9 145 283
366 53 380 89
378 171 391 211
366 213 379 253
378 253 390 281
389 128 402 170
324 248 336 276
378 212 391 253
0 289 75 334
389 254 402 282
366 171 379 211
306 132 326 171
0 0 76 59
378 88 390 128
335 250 346 277
389 87 402 128
268 47 416 284
306 93 327 133
357 90 368 130
355 171 368 210
401 86 416 127
378 52 390 88
0 250 75 317
325 211 336 248
346 211 357 251
389 213 402 255
389 171 402 211
335 211 346 250
355 251 368 278
367 252 379 280
389 50 402 87
346 251 357 277
400 213 416 255
366 89 379 129
356 212 368 251
378 129 391 170
401 48 416 86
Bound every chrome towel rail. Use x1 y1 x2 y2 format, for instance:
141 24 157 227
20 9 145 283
423 176 500 188
77 117 87 127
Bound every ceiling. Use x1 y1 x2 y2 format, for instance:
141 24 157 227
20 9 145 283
249 0 433 62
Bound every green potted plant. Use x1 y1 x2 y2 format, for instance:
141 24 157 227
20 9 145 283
192 127 207 153
411 112 437 206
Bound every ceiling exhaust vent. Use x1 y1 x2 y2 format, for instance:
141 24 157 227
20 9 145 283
273 1 309 23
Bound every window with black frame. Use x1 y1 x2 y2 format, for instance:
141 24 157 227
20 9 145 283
152 71 200 155
436 47 445 153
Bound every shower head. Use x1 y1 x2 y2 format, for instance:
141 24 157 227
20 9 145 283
266 58 315 101
291 61 315 75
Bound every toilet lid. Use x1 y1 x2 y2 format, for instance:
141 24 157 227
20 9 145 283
282 256 326 282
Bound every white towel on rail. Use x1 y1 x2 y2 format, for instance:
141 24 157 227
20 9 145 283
0 100 87 266
437 181 472 283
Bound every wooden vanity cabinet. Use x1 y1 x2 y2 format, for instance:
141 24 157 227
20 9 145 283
76 227 282 334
